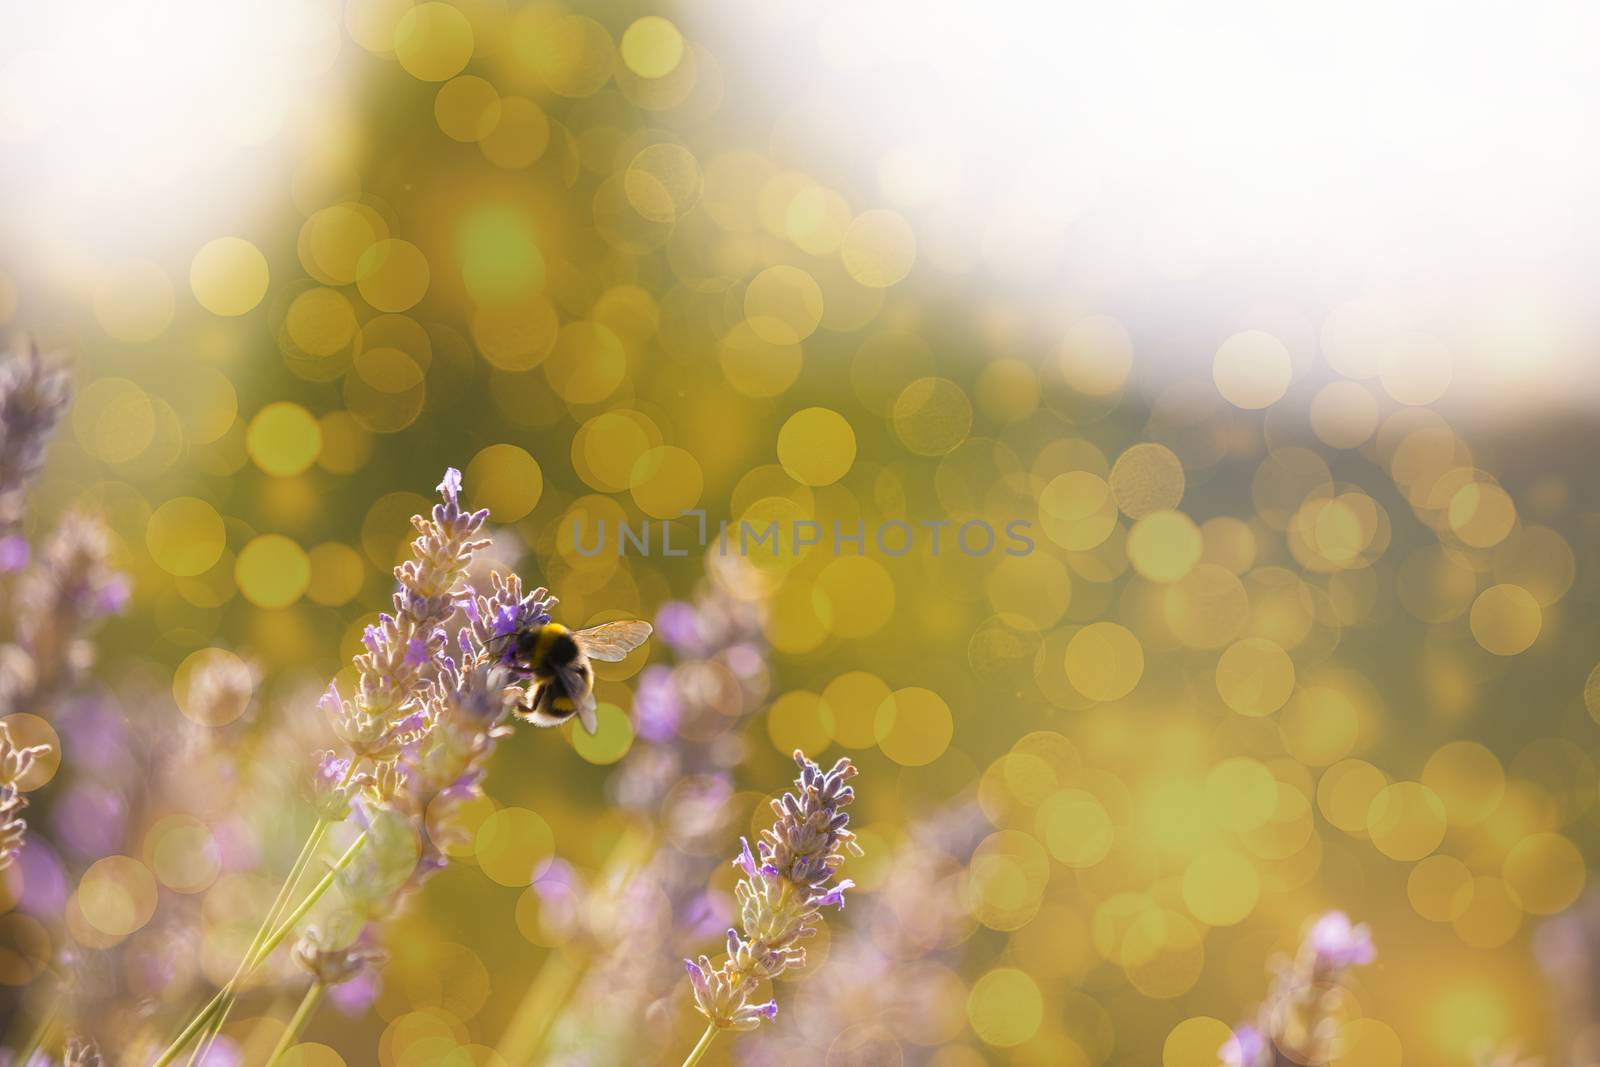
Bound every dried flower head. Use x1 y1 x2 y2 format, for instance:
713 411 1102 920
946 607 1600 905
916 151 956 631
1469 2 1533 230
293 925 387 987
0 720 49 870
684 751 862 1032
0 784 34 872
0 720 48 786
63 1036 102 1067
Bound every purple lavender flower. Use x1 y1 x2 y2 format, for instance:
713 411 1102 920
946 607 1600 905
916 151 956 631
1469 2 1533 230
1221 1024 1270 1067
4 511 126 707
1306 910 1375 972
0 341 85 873
683 751 862 1034
391 466 491 627
0 338 71 531
344 567 557 913
479 572 555 658
540 572 770 1067
323 468 490 761
608 576 767 817
736 802 988 1066
1225 910 1377 1067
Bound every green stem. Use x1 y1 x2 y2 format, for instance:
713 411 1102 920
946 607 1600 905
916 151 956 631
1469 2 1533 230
678 1023 720 1067
151 822 367 1067
263 982 324 1067
151 991 226 1067
184 819 332 1067
252 829 369 965
192 832 366 1061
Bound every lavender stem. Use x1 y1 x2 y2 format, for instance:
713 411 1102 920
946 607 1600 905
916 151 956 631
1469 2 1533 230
263 982 325 1067
679 1022 720 1067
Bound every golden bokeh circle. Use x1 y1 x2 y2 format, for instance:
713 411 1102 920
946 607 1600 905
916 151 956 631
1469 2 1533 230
190 237 270 316
394 2 475 82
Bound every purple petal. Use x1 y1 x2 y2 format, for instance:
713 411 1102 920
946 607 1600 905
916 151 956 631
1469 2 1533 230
816 879 853 909
734 837 760 878
493 605 519 637
683 958 708 995
438 468 463 502
405 636 429 667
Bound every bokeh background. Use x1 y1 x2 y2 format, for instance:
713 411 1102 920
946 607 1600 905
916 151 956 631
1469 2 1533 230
3 1 1600 1065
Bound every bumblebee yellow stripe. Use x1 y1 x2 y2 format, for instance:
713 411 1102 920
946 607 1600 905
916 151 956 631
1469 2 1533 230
533 623 566 661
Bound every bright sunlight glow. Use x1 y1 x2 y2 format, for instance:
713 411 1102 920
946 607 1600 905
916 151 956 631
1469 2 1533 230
695 0 1600 406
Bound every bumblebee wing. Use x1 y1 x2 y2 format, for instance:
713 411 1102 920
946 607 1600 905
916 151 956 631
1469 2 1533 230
553 660 599 735
574 688 598 736
571 620 653 662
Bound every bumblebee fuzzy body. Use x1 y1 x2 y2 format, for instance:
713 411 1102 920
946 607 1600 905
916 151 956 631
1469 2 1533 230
499 619 652 734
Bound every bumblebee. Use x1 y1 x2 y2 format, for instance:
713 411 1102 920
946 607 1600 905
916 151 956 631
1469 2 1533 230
497 619 653 734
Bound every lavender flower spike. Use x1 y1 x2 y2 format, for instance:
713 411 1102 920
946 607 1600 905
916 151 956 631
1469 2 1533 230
324 468 491 761
1224 910 1376 1067
683 751 862 1033
0 338 71 531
